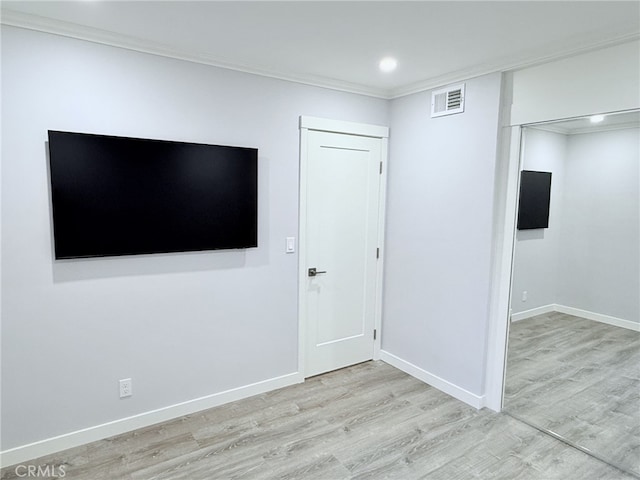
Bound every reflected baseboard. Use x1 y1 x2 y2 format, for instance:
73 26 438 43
511 303 639 332
511 304 556 322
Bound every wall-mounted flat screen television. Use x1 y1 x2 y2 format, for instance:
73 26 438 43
517 170 552 230
48 131 258 259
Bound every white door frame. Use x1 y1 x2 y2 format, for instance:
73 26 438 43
484 125 524 411
298 116 389 377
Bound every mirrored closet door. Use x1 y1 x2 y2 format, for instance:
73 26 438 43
504 110 640 477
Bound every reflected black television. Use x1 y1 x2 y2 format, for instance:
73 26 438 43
517 170 552 230
48 131 257 259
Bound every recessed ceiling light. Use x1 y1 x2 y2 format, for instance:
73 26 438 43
379 57 397 73
590 115 605 123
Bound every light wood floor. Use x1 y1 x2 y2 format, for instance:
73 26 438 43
2 361 636 479
505 312 640 477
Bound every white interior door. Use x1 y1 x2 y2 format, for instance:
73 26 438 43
300 118 388 378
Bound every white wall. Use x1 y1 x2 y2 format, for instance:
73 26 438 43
511 128 566 313
382 73 502 401
510 41 640 125
1 26 388 452
558 128 639 322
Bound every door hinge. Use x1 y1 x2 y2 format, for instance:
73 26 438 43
374 329 377 340
379 161 383 174
376 247 380 259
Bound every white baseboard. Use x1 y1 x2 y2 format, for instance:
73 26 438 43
510 304 556 322
380 350 485 409
510 304 639 332
554 305 640 332
0 371 304 468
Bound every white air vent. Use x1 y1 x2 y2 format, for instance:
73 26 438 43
431 83 465 118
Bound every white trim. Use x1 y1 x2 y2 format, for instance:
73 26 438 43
510 304 556 322
528 121 639 136
299 116 388 139
390 34 640 99
4 10 637 100
555 305 640 332
510 304 639 332
298 116 388 377
0 371 303 468
373 136 389 361
380 351 485 410
565 122 639 136
526 124 572 135
484 125 523 412
297 125 310 379
0 11 385 99
0 31 3 460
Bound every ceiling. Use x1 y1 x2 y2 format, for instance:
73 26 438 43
2 1 639 98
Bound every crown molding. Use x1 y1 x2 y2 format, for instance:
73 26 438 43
2 9 638 101
527 120 639 136
569 121 639 136
388 32 640 99
0 9 390 99
527 124 570 135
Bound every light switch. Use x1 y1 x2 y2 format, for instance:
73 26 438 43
286 237 296 253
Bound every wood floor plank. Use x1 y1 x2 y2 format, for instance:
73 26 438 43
505 313 640 477
2 360 636 479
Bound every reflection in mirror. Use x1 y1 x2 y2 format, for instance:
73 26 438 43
504 110 640 477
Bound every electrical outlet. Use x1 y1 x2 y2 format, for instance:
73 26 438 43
522 291 528 302
119 378 132 398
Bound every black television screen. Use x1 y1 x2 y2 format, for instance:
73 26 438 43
48 131 257 259
517 170 552 230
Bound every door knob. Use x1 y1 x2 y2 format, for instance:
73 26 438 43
308 268 327 277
